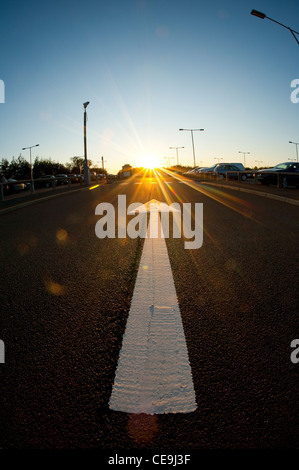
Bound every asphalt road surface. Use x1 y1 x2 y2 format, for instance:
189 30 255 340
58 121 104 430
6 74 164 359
0 170 298 456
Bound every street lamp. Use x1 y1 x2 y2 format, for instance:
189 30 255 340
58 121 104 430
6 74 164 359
289 141 299 161
251 9 299 45
22 144 39 180
169 146 184 165
214 157 223 163
238 151 250 167
164 156 174 167
179 128 204 167
83 101 91 185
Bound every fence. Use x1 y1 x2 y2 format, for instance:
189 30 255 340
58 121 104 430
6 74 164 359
185 170 299 189
0 176 83 202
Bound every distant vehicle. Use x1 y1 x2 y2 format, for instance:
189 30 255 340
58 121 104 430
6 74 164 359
185 167 202 174
197 165 217 173
89 172 97 181
256 162 299 188
35 175 55 188
4 179 29 193
55 174 69 185
213 163 247 180
193 167 204 173
222 162 245 171
67 174 80 183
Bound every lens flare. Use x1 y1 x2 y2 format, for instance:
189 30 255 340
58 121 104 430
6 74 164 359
136 153 160 169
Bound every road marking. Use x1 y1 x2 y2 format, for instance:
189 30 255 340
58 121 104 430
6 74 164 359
0 340 4 363
109 202 196 414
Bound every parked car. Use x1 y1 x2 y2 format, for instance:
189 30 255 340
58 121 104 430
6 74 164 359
3 179 29 194
197 165 217 173
256 162 299 188
35 175 55 188
185 167 202 174
55 174 69 185
213 163 247 180
67 174 80 183
222 162 245 171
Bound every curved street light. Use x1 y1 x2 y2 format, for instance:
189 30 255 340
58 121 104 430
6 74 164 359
251 9 299 45
83 101 91 185
179 128 204 167
289 141 299 161
169 146 184 165
238 151 250 167
22 144 39 180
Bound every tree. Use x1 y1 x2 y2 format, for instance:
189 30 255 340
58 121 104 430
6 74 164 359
33 157 55 177
0 158 9 177
33 157 69 177
9 155 31 179
69 156 93 174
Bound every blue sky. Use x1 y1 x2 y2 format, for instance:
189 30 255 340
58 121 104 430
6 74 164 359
0 0 298 173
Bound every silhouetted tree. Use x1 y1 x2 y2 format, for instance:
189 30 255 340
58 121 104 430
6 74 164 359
9 155 31 179
0 158 10 177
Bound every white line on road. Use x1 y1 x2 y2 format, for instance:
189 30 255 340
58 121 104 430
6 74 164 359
109 205 197 414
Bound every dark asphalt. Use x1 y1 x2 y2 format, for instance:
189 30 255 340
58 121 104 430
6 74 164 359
0 172 298 454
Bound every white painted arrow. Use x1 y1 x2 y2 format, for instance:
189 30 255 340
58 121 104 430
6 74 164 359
109 200 197 414
127 199 181 214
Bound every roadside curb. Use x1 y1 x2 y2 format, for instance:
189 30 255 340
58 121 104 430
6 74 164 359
0 185 91 216
199 181 299 207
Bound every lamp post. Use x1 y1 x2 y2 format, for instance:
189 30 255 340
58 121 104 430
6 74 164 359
289 141 299 161
179 128 204 167
238 151 250 167
164 156 174 167
169 146 184 165
22 144 39 180
251 9 299 45
214 157 223 164
83 101 91 185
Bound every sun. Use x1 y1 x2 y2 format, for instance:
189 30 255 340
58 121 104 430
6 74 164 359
137 153 160 169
